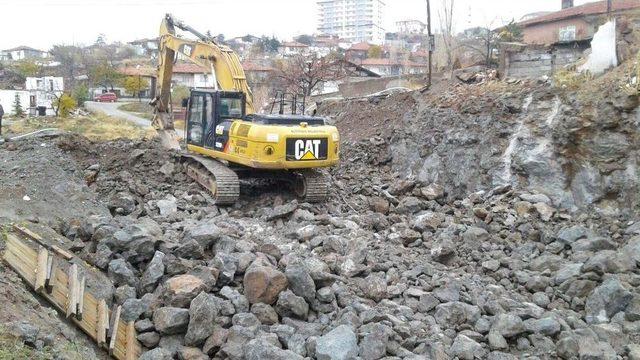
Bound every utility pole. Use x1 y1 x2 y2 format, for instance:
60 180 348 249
426 0 433 88
607 0 612 16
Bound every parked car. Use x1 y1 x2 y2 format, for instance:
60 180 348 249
94 93 117 102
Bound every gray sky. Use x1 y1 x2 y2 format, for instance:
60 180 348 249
0 0 594 50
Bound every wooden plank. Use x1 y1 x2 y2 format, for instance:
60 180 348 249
3 230 143 360
35 247 48 292
45 253 54 292
67 264 78 318
77 276 86 320
125 322 136 360
13 224 74 260
97 299 108 346
109 306 122 355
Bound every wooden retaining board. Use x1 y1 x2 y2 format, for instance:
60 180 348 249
3 230 142 360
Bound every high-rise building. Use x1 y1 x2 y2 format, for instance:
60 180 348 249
317 0 386 44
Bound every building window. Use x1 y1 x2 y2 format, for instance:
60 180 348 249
559 26 576 42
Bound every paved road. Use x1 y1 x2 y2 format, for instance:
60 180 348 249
85 101 184 137
85 101 151 127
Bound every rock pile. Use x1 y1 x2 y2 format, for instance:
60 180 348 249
55 134 640 359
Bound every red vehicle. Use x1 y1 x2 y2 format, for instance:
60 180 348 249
94 92 117 102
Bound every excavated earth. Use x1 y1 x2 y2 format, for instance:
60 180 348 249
1 78 640 360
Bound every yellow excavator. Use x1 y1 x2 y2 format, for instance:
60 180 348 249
150 14 340 204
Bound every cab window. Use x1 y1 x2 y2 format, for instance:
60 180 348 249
219 97 243 119
188 94 204 145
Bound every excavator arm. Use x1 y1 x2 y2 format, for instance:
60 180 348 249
152 14 254 148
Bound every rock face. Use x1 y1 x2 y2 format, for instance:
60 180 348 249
243 265 288 305
315 325 358 360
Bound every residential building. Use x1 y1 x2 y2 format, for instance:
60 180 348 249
25 76 64 116
518 0 640 45
118 65 156 98
4 46 49 61
242 61 275 87
309 35 340 57
278 41 310 57
358 58 427 76
317 0 386 44
171 63 215 88
396 20 426 34
0 51 9 61
345 42 372 61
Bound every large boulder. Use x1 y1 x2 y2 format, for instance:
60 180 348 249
107 258 137 287
185 292 219 346
183 221 222 249
162 274 206 308
243 265 288 304
285 262 316 303
140 251 165 293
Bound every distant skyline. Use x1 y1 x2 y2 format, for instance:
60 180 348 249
0 0 595 50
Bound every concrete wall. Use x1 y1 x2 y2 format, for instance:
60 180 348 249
336 73 429 97
500 44 586 79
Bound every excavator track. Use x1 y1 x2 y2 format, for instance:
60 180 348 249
182 154 239 205
293 169 330 203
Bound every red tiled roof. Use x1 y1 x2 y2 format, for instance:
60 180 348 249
348 42 372 51
520 0 640 26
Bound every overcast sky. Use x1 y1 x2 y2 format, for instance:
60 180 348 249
0 0 594 50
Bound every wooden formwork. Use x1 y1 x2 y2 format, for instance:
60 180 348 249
2 225 142 360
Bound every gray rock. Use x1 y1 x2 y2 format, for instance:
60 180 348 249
202 326 228 356
585 277 633 324
135 319 154 332
220 286 249 313
232 313 261 328
362 273 388 301
157 195 177 215
212 252 238 286
315 325 358 360
488 331 508 350
359 323 390 359
177 346 209 360
491 314 525 338
121 298 149 322
108 258 137 287
523 318 561 336
183 221 221 249
109 192 136 215
463 226 489 243
185 292 219 346
434 302 481 326
251 303 279 325
139 348 172 360
285 262 316 302
266 201 298 220
137 331 160 348
557 225 589 244
276 289 309 319
8 321 38 345
244 338 304 360
175 239 205 260
114 285 136 304
153 307 190 335
449 334 485 360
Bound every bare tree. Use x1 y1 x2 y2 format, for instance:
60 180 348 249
274 54 342 96
438 0 456 69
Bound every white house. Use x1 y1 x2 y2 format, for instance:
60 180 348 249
25 76 64 116
171 64 215 88
4 46 49 61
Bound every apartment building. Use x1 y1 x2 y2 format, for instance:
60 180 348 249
317 0 386 44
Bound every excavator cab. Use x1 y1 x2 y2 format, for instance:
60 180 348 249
185 90 246 151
